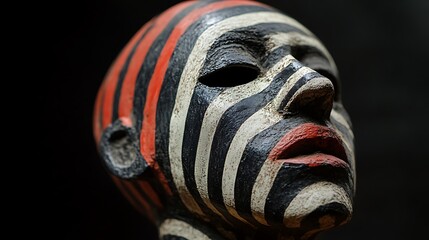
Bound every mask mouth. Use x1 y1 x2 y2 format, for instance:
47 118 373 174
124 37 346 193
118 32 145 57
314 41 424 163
270 123 349 169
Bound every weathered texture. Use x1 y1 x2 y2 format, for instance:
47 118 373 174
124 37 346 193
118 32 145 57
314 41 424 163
93 1 355 239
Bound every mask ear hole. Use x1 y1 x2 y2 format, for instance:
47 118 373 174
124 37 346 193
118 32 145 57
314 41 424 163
99 119 147 179
108 129 136 168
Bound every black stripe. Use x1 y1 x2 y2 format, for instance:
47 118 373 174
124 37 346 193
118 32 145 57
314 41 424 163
154 5 272 204
265 164 353 226
330 117 355 172
330 115 353 146
206 61 303 217
115 180 146 215
233 117 309 225
132 1 208 137
331 103 352 129
111 22 154 122
263 45 292 69
131 181 156 210
278 71 323 110
182 84 223 204
144 169 170 207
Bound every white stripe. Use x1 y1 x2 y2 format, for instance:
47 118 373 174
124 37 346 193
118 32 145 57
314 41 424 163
283 181 352 228
269 32 337 73
250 160 284 225
169 11 315 216
222 67 315 221
194 55 295 216
159 219 211 240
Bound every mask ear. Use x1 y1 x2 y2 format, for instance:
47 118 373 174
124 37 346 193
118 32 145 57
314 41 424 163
99 118 148 179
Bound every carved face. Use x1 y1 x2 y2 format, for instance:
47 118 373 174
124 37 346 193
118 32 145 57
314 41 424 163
94 0 355 237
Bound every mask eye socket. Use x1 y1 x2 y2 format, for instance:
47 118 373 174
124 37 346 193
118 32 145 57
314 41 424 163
199 41 262 88
198 64 260 87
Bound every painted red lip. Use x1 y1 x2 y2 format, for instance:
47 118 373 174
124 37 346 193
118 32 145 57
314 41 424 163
270 123 349 168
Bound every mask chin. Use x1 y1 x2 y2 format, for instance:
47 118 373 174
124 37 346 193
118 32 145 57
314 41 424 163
282 181 353 231
99 118 148 179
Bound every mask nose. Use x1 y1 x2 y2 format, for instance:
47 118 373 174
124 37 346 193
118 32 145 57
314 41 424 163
279 70 335 120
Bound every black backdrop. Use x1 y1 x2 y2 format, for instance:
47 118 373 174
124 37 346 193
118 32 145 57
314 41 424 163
46 0 429 239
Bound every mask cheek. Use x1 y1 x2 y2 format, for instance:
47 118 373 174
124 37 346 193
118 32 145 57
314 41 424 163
329 109 356 191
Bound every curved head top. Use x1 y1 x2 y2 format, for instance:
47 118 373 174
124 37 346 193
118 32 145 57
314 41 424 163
93 1 355 239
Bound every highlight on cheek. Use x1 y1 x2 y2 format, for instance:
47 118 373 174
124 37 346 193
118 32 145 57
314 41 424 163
93 1 355 239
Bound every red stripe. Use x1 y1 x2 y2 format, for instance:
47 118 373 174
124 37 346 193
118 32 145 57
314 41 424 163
124 181 156 222
268 123 348 169
139 0 265 192
121 179 156 222
93 82 105 143
138 181 164 209
101 19 155 129
111 177 146 216
268 123 344 158
115 1 196 196
118 2 195 118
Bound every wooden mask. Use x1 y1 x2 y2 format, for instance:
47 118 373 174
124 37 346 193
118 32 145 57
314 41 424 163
93 1 355 239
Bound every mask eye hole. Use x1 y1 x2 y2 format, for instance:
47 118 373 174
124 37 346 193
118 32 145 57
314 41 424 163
199 64 260 87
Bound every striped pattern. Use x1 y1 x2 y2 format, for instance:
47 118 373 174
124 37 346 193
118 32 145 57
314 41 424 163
93 0 355 238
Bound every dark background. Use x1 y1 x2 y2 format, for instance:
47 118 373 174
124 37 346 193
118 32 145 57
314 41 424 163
46 0 429 239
